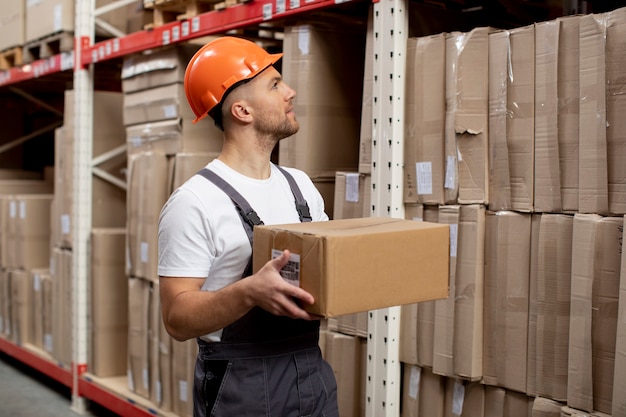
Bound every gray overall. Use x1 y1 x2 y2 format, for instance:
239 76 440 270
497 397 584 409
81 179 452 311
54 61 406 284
193 167 339 417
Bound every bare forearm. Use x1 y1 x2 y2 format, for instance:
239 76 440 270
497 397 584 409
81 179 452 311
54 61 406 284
163 279 254 341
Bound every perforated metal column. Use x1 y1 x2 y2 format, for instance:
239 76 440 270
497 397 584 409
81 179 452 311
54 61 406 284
71 0 95 413
366 0 408 416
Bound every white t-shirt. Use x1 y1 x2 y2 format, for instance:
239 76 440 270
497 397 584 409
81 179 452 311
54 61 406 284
157 159 328 341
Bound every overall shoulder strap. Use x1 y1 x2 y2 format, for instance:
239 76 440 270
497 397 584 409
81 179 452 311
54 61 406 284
196 168 262 246
275 166 312 223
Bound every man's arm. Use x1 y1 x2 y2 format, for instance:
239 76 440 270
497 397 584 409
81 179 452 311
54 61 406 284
159 249 318 341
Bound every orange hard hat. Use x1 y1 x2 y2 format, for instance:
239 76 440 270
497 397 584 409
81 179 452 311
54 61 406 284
184 36 283 124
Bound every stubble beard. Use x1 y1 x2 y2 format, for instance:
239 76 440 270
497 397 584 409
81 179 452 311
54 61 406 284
255 111 300 151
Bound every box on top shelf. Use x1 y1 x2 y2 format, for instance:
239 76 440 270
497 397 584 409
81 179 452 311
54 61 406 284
0 1 25 52
121 44 200 94
252 216 450 318
279 21 367 179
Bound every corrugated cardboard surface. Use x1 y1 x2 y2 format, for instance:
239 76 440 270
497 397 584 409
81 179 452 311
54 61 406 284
25 0 73 42
51 247 72 367
30 268 50 350
90 228 128 378
125 118 222 156
171 338 197 417
333 172 370 220
453 204 485 380
534 20 562 213
488 26 535 212
535 214 573 401
558 16 581 213
526 213 542 396
0 1 24 51
614 215 626 417
578 14 608 215
531 396 563 417
279 22 366 178
606 8 626 215
447 28 491 205
483 211 531 393
123 83 194 127
10 269 30 346
568 214 621 414
358 9 374 175
121 44 200 94
404 34 446 205
16 194 53 270
127 277 151 399
252 217 449 317
324 332 363 417
127 152 171 281
433 205 459 377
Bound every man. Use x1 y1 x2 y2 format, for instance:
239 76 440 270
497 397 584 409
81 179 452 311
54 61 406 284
158 36 339 417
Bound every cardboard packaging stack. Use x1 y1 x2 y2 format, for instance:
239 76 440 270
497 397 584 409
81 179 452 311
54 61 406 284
398 6 626 417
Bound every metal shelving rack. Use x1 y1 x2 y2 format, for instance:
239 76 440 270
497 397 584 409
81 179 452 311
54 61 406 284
0 0 409 415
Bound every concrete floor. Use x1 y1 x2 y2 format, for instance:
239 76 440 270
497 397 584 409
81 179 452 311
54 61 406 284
0 352 119 417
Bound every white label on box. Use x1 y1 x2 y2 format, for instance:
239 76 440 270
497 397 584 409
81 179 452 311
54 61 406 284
298 30 310 55
61 214 70 235
413 217 423 222
408 365 421 399
262 3 272 20
345 173 360 203
19 201 26 219
416 162 433 195
156 381 162 403
44 334 53 352
162 105 177 118
452 379 465 416
53 5 62 32
141 242 149 263
143 368 149 390
272 249 300 286
276 0 286 13
179 380 189 401
445 155 456 190
27 0 42 7
34 274 41 292
9 201 16 218
449 224 458 258
128 370 135 392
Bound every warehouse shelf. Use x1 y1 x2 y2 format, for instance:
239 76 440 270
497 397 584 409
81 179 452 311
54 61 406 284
0 0 371 88
0 337 73 389
79 374 174 417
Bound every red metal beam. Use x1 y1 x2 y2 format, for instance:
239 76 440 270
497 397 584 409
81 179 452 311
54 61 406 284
0 337 73 388
79 377 159 417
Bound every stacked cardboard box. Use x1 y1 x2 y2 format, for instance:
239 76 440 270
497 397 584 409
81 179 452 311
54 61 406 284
399 6 626 417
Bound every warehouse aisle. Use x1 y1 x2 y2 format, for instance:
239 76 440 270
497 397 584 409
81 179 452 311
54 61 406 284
0 352 119 417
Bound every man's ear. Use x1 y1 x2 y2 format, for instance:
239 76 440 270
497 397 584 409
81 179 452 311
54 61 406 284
231 101 252 123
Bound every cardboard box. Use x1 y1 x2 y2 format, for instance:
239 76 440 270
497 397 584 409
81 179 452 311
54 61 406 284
579 14 608 215
252 217 449 317
127 152 171 281
568 214 621 414
333 172 371 220
534 20 562 213
532 397 564 417
605 8 626 215
483 211 531 393
614 214 626 417
123 83 194 126
534 213 573 401
25 0 73 43
0 1 25 51
404 34 446 205
121 44 200 93
280 22 367 178
358 9 374 175
488 26 535 212
446 28 491 205
127 276 152 399
126 119 222 156
558 16 581 213
90 228 128 378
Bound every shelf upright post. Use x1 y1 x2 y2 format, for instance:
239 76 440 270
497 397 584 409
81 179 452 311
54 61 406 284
71 0 96 413
366 0 407 416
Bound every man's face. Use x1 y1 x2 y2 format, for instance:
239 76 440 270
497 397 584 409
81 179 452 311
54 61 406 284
246 66 299 140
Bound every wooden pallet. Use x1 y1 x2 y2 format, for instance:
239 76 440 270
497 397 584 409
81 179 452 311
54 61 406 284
22 31 74 64
144 0 218 29
0 47 23 70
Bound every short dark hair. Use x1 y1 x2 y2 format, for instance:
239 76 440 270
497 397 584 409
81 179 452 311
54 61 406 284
208 77 254 131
